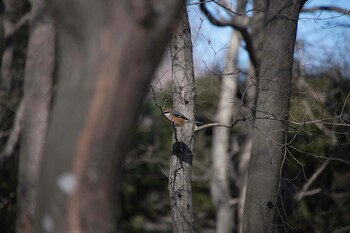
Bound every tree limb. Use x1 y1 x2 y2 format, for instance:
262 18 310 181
0 99 24 162
302 6 350 15
12 13 30 35
294 159 330 201
194 117 244 132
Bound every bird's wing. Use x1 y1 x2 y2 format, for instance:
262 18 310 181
172 110 190 120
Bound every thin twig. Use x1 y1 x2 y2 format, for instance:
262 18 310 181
157 162 169 178
149 84 165 115
198 0 259 71
0 100 24 162
149 85 180 141
295 159 330 201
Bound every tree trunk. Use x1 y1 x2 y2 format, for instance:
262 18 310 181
237 0 265 230
242 0 306 232
210 30 240 233
32 1 183 233
168 5 196 233
16 0 54 232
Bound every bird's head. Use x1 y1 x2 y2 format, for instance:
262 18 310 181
163 108 171 115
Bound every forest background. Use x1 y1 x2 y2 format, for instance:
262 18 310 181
0 0 349 233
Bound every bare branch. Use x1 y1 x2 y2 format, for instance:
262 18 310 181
302 6 350 15
298 188 322 197
289 117 350 127
0 100 24 162
194 116 244 132
189 0 263 16
195 122 230 131
198 0 259 70
12 13 30 35
149 84 174 126
288 145 349 164
294 159 330 201
149 84 165 114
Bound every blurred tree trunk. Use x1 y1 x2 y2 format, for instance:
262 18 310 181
16 0 54 232
210 29 239 233
242 0 306 232
169 4 195 233
32 1 183 233
237 0 265 229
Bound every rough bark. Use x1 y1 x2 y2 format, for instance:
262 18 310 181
242 1 306 233
210 30 240 233
32 1 183 233
169 5 195 233
16 0 54 232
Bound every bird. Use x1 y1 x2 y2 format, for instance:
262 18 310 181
163 108 201 127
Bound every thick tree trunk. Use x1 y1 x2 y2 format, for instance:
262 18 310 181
168 5 196 233
16 0 54 232
210 30 239 233
32 1 183 233
242 1 306 232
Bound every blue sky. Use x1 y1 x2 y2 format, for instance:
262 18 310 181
187 0 350 76
298 0 350 69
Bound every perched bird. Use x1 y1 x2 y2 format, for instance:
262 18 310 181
163 108 201 126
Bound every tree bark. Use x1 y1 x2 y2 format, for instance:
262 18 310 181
169 5 196 233
16 0 54 232
242 1 306 233
32 1 183 233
